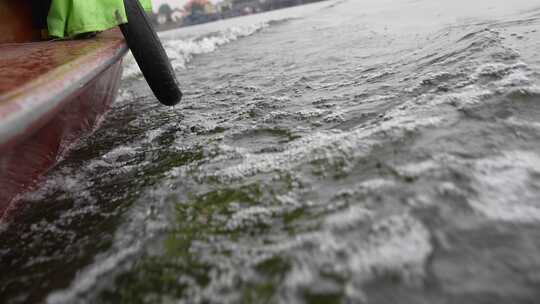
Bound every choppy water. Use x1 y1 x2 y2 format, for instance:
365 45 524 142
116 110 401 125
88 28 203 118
2 0 540 303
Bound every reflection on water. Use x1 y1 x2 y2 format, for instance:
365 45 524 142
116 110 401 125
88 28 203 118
2 0 540 303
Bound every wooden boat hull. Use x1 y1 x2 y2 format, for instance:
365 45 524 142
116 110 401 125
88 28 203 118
0 30 127 219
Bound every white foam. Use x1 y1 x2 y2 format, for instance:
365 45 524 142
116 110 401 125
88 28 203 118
472 62 528 81
280 213 432 290
359 178 397 190
348 214 432 284
101 145 137 163
46 190 171 304
396 150 540 223
205 57 536 182
470 151 540 223
225 206 274 231
210 129 377 180
122 23 269 79
324 204 373 230
18 167 92 203
505 116 540 130
397 159 441 177
208 85 468 181
46 243 142 304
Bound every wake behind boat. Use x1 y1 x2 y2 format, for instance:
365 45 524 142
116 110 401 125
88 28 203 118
0 0 180 219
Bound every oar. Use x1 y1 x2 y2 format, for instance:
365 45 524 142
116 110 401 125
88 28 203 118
119 0 183 106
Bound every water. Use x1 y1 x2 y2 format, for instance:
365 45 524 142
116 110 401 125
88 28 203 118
2 0 540 303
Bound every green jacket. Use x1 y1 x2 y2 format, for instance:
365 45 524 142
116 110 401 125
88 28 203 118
47 0 152 38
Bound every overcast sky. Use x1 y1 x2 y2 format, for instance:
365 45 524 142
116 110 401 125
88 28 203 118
150 0 222 11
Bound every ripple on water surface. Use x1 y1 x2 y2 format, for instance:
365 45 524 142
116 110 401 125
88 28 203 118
2 0 540 303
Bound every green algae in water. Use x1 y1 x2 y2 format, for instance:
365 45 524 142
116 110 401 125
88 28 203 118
95 184 286 303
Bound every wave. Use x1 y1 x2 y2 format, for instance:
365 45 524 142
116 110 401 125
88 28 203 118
4 2 540 303
122 23 270 79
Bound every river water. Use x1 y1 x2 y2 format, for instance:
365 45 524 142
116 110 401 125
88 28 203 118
2 0 540 303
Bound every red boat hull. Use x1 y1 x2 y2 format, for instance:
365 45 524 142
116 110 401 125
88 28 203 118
0 31 127 219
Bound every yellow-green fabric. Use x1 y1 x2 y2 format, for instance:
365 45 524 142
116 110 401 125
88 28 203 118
47 0 152 38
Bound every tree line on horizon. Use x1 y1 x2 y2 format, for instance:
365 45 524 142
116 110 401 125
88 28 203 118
150 0 327 29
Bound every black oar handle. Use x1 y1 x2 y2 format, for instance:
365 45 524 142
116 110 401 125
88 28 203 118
119 0 182 106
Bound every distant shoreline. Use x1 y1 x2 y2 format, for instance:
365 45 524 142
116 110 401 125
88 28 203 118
150 0 327 31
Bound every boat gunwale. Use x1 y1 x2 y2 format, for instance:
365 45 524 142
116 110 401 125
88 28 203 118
0 32 128 153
